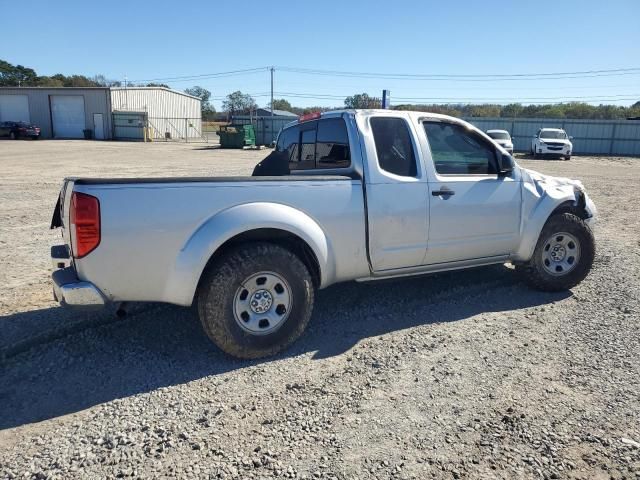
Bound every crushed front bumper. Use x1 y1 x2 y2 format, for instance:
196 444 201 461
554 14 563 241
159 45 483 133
51 245 105 308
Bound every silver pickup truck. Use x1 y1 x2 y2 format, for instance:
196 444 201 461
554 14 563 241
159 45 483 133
51 110 597 358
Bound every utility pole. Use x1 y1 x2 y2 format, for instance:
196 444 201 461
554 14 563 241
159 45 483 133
270 67 275 144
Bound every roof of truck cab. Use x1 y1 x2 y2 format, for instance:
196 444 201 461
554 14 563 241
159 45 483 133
283 109 468 129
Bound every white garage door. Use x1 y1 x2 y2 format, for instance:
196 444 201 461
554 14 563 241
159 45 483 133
0 95 30 123
51 95 85 138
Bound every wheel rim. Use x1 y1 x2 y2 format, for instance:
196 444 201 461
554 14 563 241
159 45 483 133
541 231 581 276
233 271 292 335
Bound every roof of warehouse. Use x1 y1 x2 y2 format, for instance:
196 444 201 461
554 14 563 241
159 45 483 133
110 87 201 101
0 86 109 90
0 86 201 101
257 107 297 117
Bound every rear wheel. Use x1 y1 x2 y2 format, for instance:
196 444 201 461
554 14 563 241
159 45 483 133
197 242 315 359
518 213 595 291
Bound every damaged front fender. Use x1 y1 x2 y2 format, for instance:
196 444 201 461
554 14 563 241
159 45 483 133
512 168 597 262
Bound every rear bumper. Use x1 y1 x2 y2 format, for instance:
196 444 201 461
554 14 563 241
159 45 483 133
51 246 105 308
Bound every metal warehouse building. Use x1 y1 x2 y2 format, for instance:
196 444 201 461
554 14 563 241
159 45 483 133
0 86 202 141
110 87 202 141
0 87 112 139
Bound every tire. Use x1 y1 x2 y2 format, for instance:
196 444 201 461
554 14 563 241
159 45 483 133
197 242 315 359
9 132 16 140
518 212 595 292
31 136 38 140
564 155 571 160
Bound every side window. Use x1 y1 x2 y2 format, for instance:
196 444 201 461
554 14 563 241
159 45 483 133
423 122 498 175
316 118 351 169
370 117 417 177
279 118 352 171
276 125 300 165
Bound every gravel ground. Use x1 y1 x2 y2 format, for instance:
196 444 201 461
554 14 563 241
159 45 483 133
0 140 639 479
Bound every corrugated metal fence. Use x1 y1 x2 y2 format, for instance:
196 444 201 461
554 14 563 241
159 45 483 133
464 117 640 155
232 115 296 145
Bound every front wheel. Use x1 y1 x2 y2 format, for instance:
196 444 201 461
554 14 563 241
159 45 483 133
564 155 571 160
197 242 315 359
518 212 595 291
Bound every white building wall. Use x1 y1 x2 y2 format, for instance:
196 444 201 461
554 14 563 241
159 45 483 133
110 88 202 139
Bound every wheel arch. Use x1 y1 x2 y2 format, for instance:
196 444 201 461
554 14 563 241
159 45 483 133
513 185 588 262
163 202 333 306
197 228 322 291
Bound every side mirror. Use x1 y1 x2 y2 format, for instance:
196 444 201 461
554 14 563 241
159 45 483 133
569 136 574 140
498 152 514 176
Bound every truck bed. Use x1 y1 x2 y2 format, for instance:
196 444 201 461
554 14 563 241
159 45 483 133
59 175 369 306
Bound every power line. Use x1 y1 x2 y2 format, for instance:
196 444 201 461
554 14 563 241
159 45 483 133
129 67 269 84
128 65 640 85
276 66 640 82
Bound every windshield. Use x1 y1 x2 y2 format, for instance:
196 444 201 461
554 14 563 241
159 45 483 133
540 130 567 139
487 131 510 140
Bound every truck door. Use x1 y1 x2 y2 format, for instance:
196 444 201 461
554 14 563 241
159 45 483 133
363 116 429 271
421 120 521 264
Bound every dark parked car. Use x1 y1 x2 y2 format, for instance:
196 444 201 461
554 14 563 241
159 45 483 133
0 121 41 139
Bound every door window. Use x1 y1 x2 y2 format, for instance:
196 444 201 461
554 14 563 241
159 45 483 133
370 117 418 177
423 122 498 175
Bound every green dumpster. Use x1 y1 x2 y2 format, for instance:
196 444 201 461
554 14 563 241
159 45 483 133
218 124 256 148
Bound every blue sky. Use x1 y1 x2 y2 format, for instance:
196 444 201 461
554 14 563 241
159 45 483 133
3 0 639 109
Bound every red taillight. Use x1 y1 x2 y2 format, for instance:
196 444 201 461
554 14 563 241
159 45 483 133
70 192 100 258
298 111 321 123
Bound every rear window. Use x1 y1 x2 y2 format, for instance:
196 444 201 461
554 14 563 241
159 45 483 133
276 117 351 171
276 125 300 164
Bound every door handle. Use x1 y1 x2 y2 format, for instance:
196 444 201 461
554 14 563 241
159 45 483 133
432 188 455 197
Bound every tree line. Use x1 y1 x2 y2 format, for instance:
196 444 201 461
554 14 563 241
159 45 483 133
344 93 640 120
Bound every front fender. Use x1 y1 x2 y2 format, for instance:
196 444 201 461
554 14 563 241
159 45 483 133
513 181 581 262
163 202 332 306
